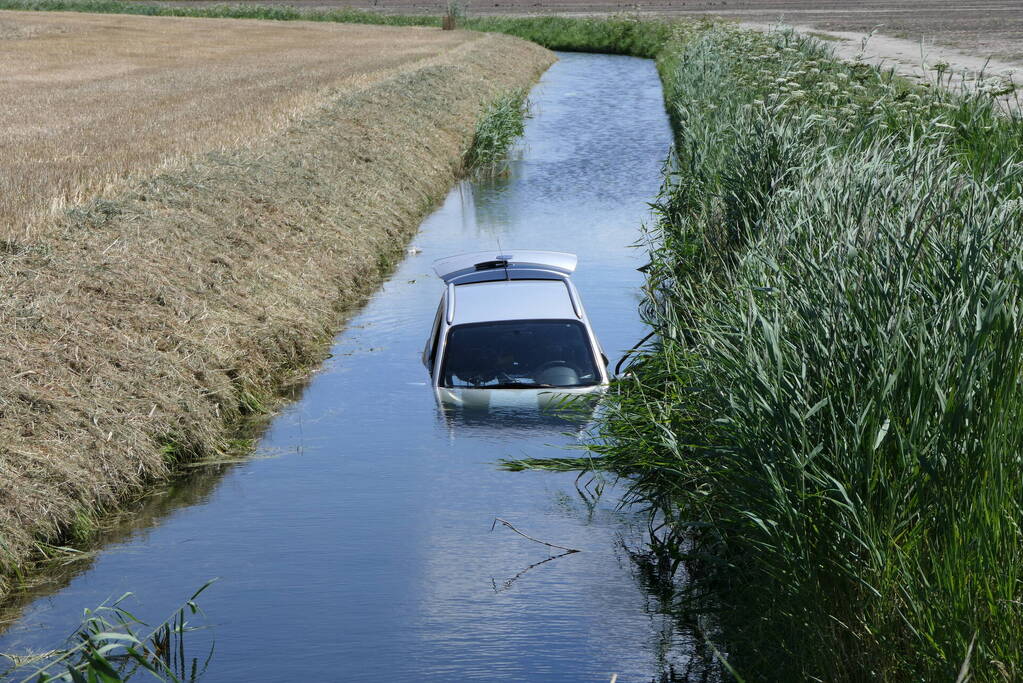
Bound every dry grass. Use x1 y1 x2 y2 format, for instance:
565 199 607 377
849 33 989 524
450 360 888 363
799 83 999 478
0 10 473 235
0 13 554 595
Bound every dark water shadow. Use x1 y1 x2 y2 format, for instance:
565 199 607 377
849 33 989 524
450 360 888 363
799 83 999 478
0 464 234 634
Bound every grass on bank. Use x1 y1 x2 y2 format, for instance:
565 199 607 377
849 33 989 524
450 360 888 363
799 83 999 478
594 23 1023 681
462 88 530 175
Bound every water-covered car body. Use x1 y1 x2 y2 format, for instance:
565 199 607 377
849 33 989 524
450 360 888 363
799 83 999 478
423 251 609 409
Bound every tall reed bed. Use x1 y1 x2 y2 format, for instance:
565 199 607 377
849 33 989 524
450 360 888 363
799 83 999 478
595 25 1023 680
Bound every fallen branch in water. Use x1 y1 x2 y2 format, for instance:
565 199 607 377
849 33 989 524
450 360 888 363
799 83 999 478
490 518 581 553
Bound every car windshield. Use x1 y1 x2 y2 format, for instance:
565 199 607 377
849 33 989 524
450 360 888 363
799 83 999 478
441 319 600 389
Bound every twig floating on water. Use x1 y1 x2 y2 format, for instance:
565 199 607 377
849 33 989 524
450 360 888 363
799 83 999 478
490 517 581 553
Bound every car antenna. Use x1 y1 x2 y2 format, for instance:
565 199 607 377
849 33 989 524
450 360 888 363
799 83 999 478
496 236 510 281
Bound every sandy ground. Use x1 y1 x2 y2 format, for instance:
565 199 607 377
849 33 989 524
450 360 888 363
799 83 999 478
0 10 471 234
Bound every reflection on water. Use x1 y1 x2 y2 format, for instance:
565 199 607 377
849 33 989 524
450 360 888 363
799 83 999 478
436 402 589 435
0 53 694 681
0 462 237 632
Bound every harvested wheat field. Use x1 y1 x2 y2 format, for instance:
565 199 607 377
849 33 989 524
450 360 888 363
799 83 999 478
0 11 554 594
0 10 481 234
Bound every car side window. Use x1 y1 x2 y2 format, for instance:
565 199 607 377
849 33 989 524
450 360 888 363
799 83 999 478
425 299 444 374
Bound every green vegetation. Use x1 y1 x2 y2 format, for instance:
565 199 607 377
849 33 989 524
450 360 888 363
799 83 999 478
2 582 214 682
441 0 463 30
463 89 530 175
595 24 1023 681
465 14 673 57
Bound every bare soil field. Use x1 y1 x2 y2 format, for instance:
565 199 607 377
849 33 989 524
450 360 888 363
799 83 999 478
0 11 553 595
0 11 470 234
157 0 1023 66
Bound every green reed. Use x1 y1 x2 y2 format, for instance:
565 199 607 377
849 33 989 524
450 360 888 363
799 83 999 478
3 581 215 682
463 89 531 176
594 25 1023 681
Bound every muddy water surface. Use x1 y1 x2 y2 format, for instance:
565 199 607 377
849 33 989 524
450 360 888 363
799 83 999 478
0 53 682 681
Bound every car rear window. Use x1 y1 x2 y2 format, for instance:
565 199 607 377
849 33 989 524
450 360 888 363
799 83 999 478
441 319 599 389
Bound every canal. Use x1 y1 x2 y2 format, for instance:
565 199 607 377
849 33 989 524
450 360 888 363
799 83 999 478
0 51 682 681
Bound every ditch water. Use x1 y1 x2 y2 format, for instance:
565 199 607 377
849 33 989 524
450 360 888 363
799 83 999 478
0 52 681 681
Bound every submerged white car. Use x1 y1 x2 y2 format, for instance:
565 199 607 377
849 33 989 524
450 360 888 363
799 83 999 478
423 251 609 409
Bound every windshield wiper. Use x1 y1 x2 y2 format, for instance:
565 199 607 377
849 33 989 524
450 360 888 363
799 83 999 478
484 382 556 389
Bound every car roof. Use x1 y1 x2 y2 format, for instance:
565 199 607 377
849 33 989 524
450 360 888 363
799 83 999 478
433 250 577 284
452 280 579 325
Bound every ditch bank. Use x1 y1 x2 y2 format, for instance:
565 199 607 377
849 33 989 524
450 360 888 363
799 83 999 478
0 31 554 596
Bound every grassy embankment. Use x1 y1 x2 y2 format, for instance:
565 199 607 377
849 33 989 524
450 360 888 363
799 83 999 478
0 11 553 596
595 24 1023 681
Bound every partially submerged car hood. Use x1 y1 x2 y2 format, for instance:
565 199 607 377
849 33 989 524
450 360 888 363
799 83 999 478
435 385 604 411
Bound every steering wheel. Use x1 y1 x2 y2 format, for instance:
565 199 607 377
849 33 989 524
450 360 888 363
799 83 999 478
533 360 576 375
